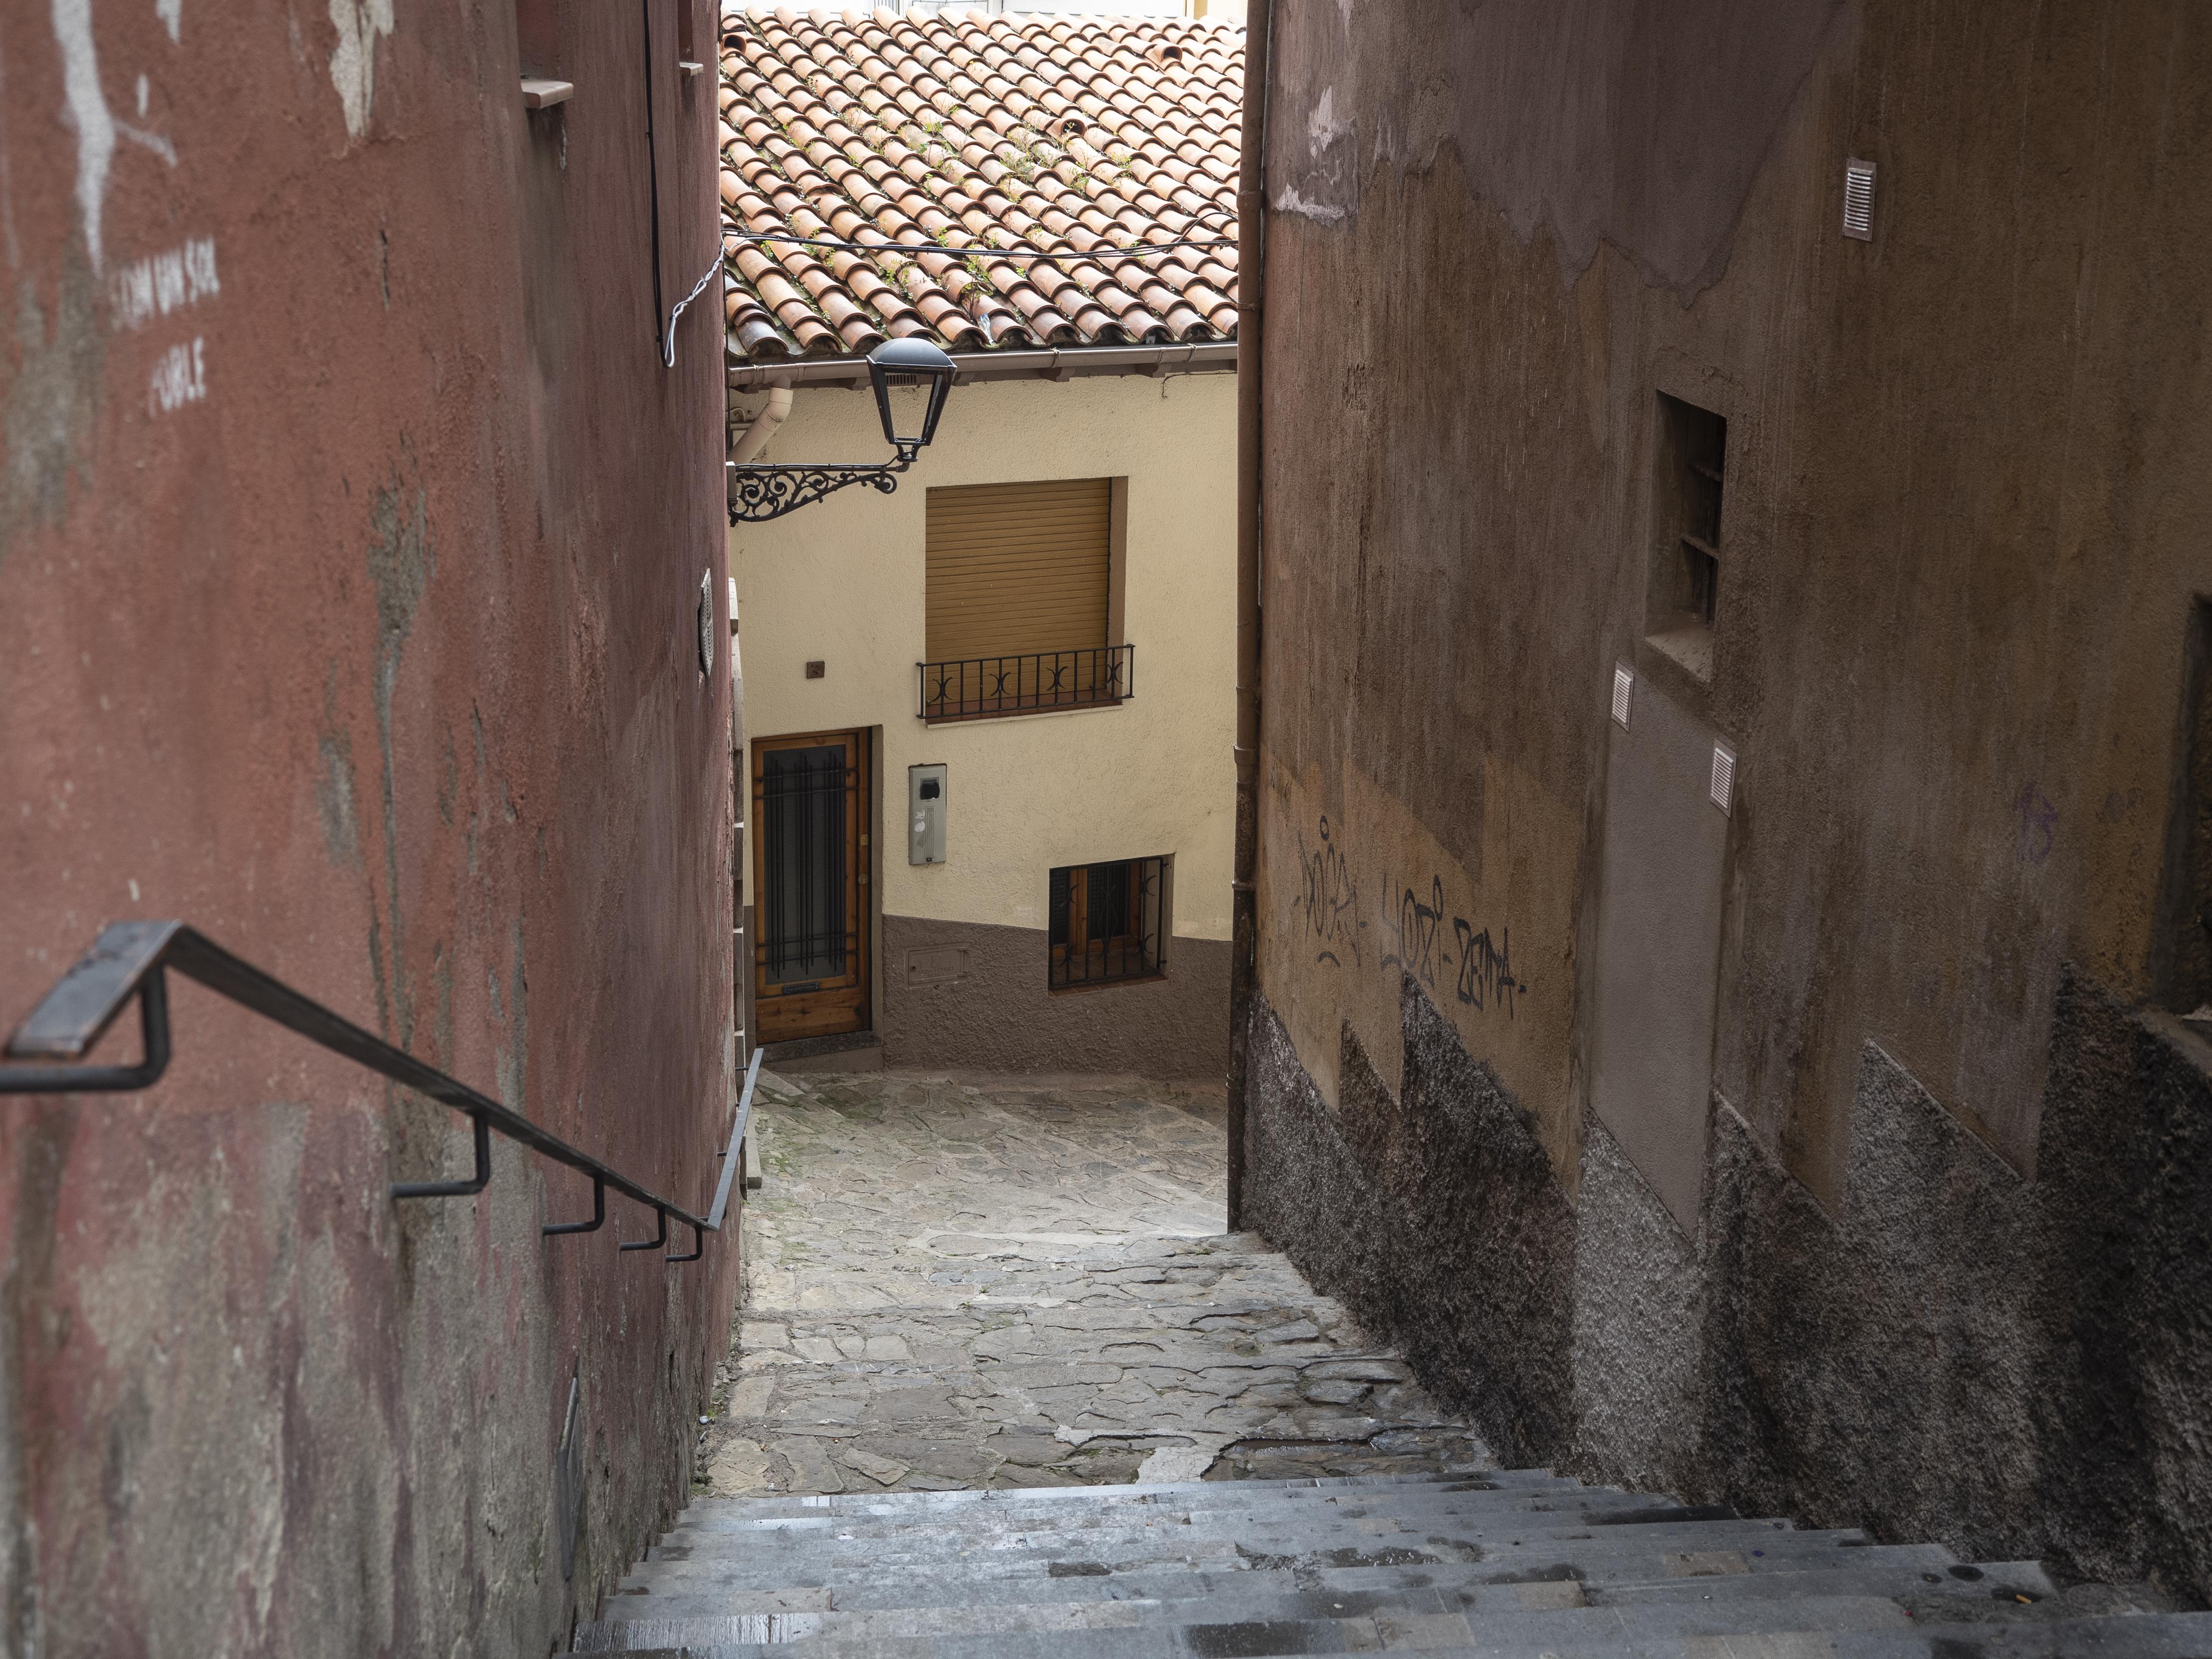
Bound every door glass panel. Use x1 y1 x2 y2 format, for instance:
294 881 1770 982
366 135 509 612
762 744 847 983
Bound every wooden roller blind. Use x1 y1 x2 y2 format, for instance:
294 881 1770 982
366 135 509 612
926 478 1111 662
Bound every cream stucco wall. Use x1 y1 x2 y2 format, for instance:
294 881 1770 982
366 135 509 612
730 369 1237 943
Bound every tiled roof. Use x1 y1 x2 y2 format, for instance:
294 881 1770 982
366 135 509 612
716 8 1242 363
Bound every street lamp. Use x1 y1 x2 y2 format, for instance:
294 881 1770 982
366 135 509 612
727 337 957 523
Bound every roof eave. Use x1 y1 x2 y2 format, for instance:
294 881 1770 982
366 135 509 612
725 340 1238 392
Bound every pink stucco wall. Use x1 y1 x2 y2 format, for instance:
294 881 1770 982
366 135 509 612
0 3 736 1651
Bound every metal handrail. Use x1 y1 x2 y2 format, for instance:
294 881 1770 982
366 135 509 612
0 921 763 1263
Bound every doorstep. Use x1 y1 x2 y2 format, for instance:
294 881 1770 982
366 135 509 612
759 1030 884 1073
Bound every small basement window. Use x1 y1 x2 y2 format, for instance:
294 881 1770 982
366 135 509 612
1048 856 1167 989
1646 392 1728 680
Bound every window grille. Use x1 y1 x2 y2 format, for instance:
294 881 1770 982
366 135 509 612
1048 856 1167 989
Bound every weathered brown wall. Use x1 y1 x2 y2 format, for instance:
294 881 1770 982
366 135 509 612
0 2 734 1653
1249 0 2212 1601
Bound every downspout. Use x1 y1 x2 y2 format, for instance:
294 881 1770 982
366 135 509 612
730 385 793 465
1226 0 1273 1231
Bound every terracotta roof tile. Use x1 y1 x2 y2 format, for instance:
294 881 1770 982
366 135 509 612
718 7 1240 365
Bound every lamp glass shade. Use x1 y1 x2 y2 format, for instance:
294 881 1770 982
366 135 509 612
866 338 956 450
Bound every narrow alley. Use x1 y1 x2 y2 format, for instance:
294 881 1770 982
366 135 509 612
583 1069 2200 1657
699 1069 1489 1497
10 0 2212 1651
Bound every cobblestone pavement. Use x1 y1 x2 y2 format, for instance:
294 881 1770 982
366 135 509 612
698 1069 1492 1498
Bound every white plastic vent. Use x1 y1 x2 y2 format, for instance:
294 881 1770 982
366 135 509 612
1843 159 1876 240
1611 664 1634 728
1710 744 1737 815
697 570 715 674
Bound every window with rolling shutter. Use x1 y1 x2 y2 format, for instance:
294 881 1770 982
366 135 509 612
926 478 1111 661
919 479 1131 722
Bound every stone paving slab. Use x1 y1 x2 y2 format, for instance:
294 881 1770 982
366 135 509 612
699 1070 1498 1497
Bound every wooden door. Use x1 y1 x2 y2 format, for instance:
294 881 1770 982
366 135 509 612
752 730 870 1043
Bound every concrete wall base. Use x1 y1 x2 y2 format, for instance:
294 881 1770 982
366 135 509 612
882 914 1229 1080
1243 969 2212 1603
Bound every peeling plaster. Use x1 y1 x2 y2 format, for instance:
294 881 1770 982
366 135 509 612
0 27 23 271
327 0 395 142
495 919 527 1114
0 262 102 575
317 727 362 869
50 0 180 274
51 0 116 271
1266 0 1849 296
1272 185 1347 225
1306 87 1349 154
365 471 433 1046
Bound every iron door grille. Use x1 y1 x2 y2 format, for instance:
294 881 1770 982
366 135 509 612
756 742 859 992
1048 856 1166 989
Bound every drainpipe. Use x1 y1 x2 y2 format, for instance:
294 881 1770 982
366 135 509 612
1226 0 1272 1232
730 384 793 465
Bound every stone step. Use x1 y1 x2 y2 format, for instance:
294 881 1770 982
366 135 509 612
593 1542 1965 1623
615 1530 1875 1610
580 1593 1924 1657
1399 1614 2212 1659
588 1608 2212 1659
587 1563 2011 1654
675 1467 1558 1521
582 1580 1579 1652
618 1514 1815 1588
644 1503 1781 1570
1593 1556 2058 1609
661 1482 1679 1540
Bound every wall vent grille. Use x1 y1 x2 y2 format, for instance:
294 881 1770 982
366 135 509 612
1710 744 1737 815
1843 159 1876 240
1611 664 1634 728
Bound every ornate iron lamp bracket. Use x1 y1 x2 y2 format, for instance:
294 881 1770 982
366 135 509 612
726 444 918 523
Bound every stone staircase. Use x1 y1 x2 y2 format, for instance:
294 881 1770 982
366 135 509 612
577 1467 2210 1657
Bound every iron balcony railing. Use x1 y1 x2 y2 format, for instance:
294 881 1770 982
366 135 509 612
917 644 1133 723
0 921 761 1262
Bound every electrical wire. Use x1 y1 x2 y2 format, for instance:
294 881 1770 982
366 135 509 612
663 250 727 368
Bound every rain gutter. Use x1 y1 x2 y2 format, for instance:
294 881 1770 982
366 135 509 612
726 340 1237 392
1226 0 1271 1230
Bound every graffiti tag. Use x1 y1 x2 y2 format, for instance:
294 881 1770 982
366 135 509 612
1294 815 1363 966
1379 871 1526 1018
